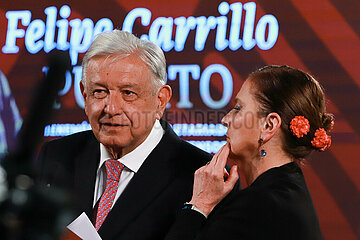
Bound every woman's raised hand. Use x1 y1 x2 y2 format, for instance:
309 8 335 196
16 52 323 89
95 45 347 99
189 142 239 216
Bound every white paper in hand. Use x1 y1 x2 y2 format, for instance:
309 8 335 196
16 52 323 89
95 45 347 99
67 212 102 240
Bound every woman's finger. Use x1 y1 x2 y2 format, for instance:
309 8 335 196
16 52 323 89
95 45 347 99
224 165 239 193
214 142 230 170
207 142 227 167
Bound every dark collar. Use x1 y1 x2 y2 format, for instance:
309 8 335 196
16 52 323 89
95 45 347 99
250 162 301 188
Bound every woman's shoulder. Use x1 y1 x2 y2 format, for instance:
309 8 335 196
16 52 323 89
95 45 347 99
215 162 313 217
206 163 321 239
251 162 307 191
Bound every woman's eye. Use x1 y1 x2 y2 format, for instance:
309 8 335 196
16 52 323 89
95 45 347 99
233 106 242 112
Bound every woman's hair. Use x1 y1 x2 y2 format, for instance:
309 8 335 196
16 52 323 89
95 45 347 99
249 65 334 159
81 30 166 92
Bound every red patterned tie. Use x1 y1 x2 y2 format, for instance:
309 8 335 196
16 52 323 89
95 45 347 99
95 160 124 231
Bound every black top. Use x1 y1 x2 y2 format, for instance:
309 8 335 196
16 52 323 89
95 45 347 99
166 162 322 240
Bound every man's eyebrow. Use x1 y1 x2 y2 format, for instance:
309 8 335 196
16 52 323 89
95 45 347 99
90 82 107 88
90 82 140 89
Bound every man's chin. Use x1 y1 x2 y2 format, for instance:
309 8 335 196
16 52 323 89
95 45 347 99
99 137 130 148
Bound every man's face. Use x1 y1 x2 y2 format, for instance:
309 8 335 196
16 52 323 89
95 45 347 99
82 54 166 157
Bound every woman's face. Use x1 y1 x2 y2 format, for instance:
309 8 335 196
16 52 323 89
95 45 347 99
222 79 264 161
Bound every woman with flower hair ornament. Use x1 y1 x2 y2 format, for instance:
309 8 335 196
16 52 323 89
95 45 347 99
166 65 333 240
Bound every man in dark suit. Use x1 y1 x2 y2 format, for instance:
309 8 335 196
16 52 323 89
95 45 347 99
38 30 212 239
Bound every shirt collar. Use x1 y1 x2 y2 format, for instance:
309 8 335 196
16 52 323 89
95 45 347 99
99 120 164 173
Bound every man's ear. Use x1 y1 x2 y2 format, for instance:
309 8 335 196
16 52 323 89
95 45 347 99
80 81 86 99
156 85 172 120
260 112 282 143
80 81 88 114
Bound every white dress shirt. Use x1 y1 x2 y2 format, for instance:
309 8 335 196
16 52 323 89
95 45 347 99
93 120 164 208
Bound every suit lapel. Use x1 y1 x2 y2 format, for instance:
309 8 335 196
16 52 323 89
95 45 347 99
98 121 182 239
73 133 100 218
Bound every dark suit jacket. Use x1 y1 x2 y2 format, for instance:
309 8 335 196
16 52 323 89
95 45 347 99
165 162 322 240
37 120 212 240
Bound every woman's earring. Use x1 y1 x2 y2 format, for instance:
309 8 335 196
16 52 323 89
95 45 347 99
260 149 267 157
259 137 266 157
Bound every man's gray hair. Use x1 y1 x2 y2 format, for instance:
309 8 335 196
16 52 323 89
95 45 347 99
82 30 166 91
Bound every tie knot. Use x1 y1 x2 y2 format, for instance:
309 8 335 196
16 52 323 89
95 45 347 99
105 160 124 182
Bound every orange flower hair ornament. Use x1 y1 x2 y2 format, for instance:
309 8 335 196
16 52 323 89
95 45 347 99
290 116 310 138
290 115 333 152
311 128 331 151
